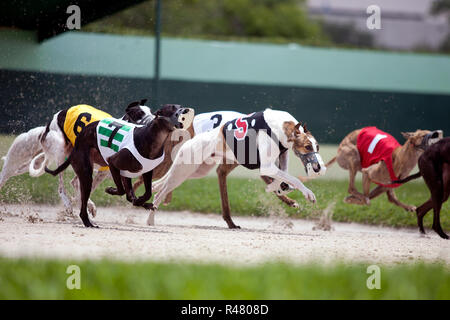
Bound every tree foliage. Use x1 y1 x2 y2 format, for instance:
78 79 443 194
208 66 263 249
86 0 327 43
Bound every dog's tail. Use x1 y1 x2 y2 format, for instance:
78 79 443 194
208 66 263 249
40 121 51 144
45 154 71 176
392 172 422 184
29 122 52 177
29 152 48 177
325 156 337 168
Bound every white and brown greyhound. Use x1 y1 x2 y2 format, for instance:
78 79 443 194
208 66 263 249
149 108 327 228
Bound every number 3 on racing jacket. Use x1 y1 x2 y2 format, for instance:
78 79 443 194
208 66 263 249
97 118 165 178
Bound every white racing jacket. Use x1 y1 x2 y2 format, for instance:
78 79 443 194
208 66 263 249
97 118 164 178
193 111 245 135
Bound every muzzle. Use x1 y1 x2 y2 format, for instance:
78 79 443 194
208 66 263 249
417 130 443 151
294 150 323 176
161 108 195 129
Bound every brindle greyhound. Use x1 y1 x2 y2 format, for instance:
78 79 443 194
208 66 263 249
393 137 450 239
45 104 194 227
326 128 443 211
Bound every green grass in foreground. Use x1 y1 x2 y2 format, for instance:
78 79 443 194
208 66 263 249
0 257 449 299
0 172 448 230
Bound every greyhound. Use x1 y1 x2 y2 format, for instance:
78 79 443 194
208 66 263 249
149 108 327 228
393 137 450 239
45 104 194 227
326 127 443 211
0 127 46 190
132 110 305 210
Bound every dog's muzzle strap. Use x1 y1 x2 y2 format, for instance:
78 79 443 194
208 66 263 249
137 114 155 125
294 150 320 171
417 133 435 151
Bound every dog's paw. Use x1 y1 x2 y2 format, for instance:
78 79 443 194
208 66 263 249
142 202 156 210
146 209 156 226
290 201 299 208
105 187 117 195
87 200 97 218
405 205 417 212
127 195 137 203
302 188 316 203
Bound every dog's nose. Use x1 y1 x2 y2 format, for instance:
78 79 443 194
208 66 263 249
182 109 190 114
431 132 439 139
312 163 321 173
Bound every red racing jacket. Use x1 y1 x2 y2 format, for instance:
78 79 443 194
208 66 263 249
356 126 402 188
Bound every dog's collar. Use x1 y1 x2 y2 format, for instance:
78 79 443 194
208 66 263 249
137 114 155 125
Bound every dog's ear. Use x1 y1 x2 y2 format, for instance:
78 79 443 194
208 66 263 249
401 132 414 140
284 121 299 142
294 122 302 135
140 99 148 106
303 123 309 133
126 101 140 112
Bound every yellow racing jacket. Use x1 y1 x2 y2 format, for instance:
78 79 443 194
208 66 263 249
63 104 112 146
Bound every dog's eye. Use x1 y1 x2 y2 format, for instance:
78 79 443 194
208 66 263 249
317 145 319 152
306 145 313 151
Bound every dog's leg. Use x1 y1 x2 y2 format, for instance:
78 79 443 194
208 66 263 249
86 169 109 217
163 192 173 206
58 171 73 215
362 172 371 203
257 132 315 203
72 156 96 228
217 163 240 229
386 189 416 212
105 150 141 196
122 177 137 203
344 168 369 205
0 161 14 190
416 198 433 234
423 165 448 239
261 151 299 208
260 176 298 208
105 164 126 196
132 176 144 193
132 174 173 204
133 171 154 207
368 185 387 200
430 190 448 239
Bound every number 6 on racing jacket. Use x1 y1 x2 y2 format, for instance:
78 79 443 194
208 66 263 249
45 104 194 228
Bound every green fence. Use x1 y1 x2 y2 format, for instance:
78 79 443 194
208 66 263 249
1 30 449 143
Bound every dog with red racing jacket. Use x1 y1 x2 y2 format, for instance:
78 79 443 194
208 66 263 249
326 126 443 211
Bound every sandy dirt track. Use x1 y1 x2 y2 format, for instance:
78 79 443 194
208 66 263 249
0 204 449 265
